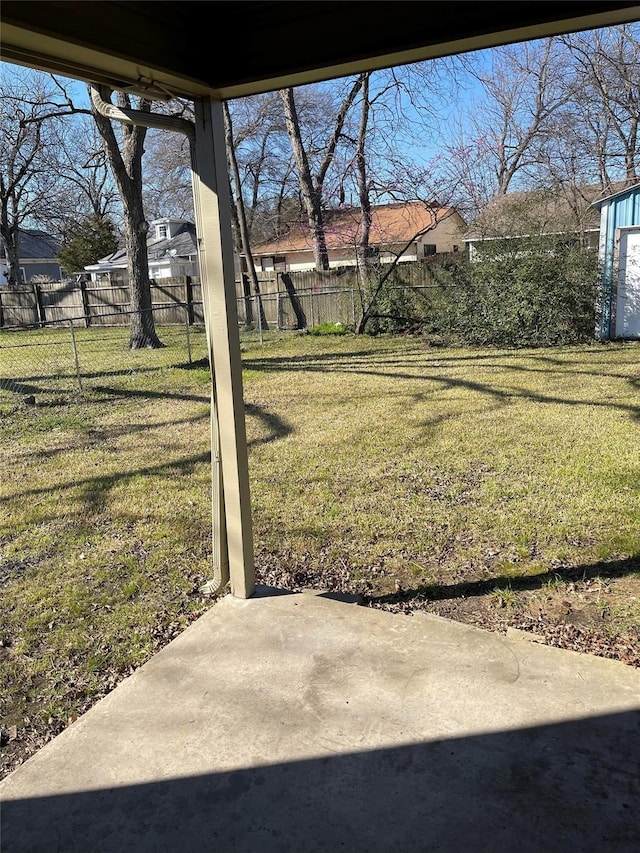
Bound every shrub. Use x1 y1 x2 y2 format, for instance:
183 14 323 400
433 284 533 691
450 238 600 347
363 240 600 347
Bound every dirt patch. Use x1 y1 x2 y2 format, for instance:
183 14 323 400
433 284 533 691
367 584 640 668
256 547 640 669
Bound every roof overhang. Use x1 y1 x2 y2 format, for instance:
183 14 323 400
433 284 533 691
591 181 640 208
2 2 640 100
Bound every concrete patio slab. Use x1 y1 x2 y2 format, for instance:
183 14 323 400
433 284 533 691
1 586 639 852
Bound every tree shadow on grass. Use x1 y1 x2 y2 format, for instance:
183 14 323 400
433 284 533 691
364 556 640 608
244 402 292 447
91 383 210 405
241 341 635 374
1 400 291 511
242 345 640 421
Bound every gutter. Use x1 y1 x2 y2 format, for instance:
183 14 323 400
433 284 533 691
89 85 195 143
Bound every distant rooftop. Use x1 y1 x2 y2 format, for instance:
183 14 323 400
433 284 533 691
252 202 463 256
0 228 61 260
464 182 635 241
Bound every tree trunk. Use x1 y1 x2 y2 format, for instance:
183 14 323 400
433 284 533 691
355 74 372 266
241 273 254 327
280 272 307 329
223 101 267 330
0 206 21 286
125 197 161 348
279 88 330 271
90 86 163 348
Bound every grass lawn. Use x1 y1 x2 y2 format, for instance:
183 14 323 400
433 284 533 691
1 329 639 776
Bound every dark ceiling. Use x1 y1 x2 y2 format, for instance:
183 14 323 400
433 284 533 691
2 1 640 100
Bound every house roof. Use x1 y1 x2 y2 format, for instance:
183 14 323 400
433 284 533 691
252 202 463 256
463 183 634 241
86 221 197 271
0 228 60 261
147 222 197 262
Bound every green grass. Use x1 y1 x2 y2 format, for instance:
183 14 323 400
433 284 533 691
307 321 347 335
1 330 640 770
242 336 640 582
0 323 210 406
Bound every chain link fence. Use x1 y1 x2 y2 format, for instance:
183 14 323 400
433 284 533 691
0 279 447 403
0 306 209 404
0 287 351 405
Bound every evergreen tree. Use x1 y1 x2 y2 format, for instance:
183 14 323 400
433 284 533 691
57 215 119 275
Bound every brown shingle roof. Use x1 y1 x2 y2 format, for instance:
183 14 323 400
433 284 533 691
464 182 634 241
252 202 459 255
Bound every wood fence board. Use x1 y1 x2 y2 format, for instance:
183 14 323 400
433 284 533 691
0 258 458 330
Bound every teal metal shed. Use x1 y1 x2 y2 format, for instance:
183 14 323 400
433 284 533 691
593 182 640 339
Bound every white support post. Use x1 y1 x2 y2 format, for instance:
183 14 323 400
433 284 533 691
191 97 255 599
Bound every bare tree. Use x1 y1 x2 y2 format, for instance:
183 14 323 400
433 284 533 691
354 73 373 266
227 92 301 244
352 164 464 334
46 114 120 239
89 85 163 349
438 38 574 205
279 76 365 270
0 68 66 285
223 100 269 330
142 128 194 221
562 24 640 186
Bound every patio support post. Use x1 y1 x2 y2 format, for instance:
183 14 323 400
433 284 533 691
191 96 255 599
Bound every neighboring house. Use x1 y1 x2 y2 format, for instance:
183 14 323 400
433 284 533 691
0 228 62 284
84 218 199 282
592 181 640 340
462 184 630 259
250 201 467 273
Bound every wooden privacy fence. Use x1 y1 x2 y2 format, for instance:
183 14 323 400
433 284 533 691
236 268 361 330
0 256 460 331
236 258 459 331
0 276 204 328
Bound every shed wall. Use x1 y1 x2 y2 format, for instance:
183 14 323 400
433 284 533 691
598 187 640 339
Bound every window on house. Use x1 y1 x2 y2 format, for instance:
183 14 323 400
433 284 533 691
423 244 436 257
274 256 287 272
157 224 168 239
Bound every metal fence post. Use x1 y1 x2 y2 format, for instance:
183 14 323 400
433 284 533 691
256 293 263 344
69 321 83 390
184 304 192 363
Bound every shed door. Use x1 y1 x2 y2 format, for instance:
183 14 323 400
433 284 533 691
616 227 640 338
